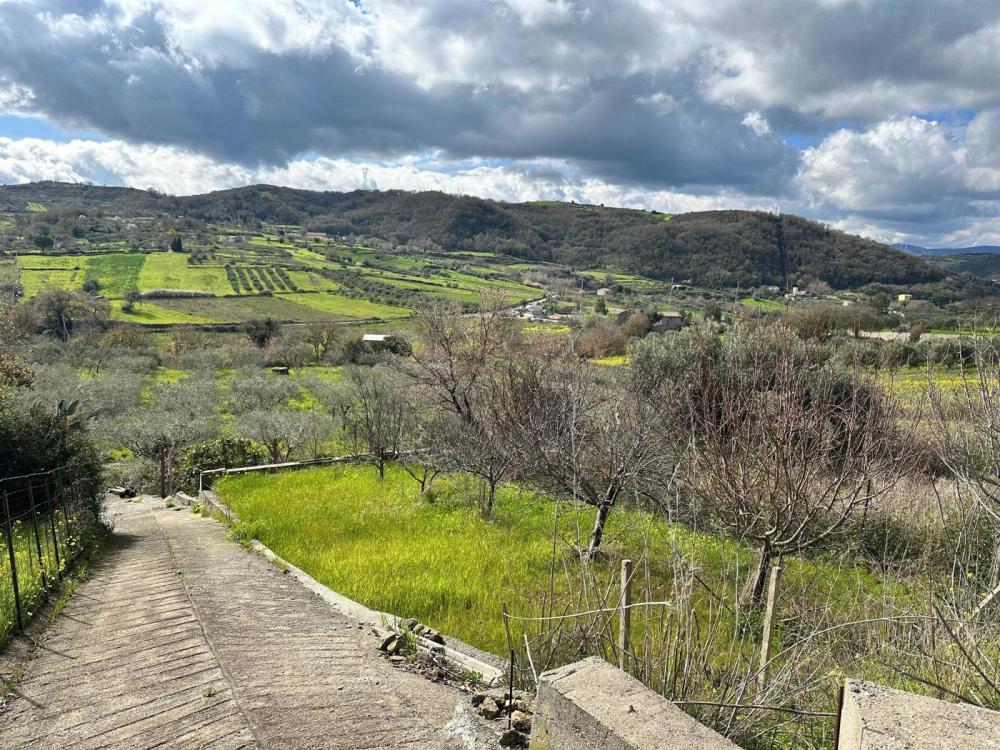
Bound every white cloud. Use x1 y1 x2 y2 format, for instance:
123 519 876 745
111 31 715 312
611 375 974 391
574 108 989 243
0 1 998 245
797 115 1000 212
742 111 770 136
795 113 1000 246
0 135 777 216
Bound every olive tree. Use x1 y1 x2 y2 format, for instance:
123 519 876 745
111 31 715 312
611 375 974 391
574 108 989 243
226 370 301 413
235 408 332 463
637 324 910 606
112 377 221 496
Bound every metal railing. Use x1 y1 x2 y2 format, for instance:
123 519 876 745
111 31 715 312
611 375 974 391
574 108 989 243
197 452 378 491
0 465 101 641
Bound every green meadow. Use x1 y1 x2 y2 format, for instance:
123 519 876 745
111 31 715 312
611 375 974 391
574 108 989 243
218 462 923 731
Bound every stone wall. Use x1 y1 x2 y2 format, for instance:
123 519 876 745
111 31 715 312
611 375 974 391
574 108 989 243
837 679 1000 749
529 657 739 749
529 661 1000 750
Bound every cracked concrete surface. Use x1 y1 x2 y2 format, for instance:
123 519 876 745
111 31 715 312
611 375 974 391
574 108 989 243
0 497 462 749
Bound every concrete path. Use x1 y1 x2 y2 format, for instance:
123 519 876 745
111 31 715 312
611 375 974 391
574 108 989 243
0 498 463 749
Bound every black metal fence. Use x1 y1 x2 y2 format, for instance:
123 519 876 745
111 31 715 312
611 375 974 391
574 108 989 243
0 465 102 642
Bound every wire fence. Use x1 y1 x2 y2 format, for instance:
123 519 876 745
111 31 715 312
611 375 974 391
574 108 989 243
0 465 103 643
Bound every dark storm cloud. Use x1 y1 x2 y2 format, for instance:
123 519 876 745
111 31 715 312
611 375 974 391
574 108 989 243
0 0 1000 244
0 0 797 194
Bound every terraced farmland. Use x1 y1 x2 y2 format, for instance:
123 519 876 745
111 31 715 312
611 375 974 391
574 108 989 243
5 224 544 326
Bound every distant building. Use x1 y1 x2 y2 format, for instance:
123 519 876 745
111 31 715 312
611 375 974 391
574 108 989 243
596 288 613 297
651 311 684 333
362 334 388 342
525 302 545 319
897 293 913 302
785 286 807 299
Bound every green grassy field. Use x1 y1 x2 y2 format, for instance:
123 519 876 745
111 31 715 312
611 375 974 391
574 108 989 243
113 292 410 324
112 299 216 324
10 226 540 323
18 267 83 296
138 253 235 296
84 254 146 297
740 296 786 312
217 464 917 716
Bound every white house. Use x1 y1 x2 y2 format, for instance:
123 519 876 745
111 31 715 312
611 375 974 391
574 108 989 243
362 334 388 342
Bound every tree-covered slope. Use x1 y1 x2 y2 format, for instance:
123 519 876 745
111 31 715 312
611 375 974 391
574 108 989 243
0 181 947 290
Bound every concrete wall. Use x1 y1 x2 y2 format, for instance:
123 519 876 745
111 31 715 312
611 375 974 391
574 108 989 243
529 657 739 750
838 679 1000 749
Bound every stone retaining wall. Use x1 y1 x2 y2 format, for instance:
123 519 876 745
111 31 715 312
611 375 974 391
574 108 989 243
529 657 739 749
837 679 1000 749
529 662 1000 750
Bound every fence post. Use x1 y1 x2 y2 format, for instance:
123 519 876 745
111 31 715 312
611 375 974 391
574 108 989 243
26 480 47 587
3 492 23 633
757 563 783 689
56 471 72 540
43 476 62 577
618 558 633 670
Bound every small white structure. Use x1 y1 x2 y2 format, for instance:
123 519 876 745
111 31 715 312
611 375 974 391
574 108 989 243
596 288 613 297
897 293 913 302
524 302 545 319
362 334 388 343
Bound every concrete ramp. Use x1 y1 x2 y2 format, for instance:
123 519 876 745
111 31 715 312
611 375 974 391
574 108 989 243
0 497 462 749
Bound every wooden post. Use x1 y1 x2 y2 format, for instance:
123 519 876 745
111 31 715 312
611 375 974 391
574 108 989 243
618 559 633 670
757 563 783 689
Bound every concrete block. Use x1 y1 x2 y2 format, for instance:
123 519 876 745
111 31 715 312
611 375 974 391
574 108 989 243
838 679 1000 749
529 657 739 749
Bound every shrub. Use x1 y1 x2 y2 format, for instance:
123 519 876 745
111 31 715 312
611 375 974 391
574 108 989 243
225 264 241 293
178 437 270 490
0 399 104 516
342 335 413 364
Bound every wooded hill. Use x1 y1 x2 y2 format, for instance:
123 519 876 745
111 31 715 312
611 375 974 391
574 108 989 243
0 181 952 291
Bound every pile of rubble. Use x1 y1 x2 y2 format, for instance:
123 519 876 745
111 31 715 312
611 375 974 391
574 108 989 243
378 617 446 660
471 689 533 747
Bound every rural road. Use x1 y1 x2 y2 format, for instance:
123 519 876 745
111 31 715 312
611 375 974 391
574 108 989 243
0 497 464 749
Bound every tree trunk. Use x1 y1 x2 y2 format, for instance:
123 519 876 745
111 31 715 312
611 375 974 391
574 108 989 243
484 480 497 517
159 447 167 498
586 503 613 558
741 544 773 608
270 439 280 463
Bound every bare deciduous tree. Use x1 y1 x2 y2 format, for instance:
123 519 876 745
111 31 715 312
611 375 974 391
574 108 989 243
930 334 1000 619
404 293 515 424
346 365 410 479
500 347 663 556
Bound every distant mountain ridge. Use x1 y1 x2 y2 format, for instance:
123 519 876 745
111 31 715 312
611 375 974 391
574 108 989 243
894 243 1000 256
0 181 957 292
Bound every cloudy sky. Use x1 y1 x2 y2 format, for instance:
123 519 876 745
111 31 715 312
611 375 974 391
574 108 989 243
0 1 997 246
